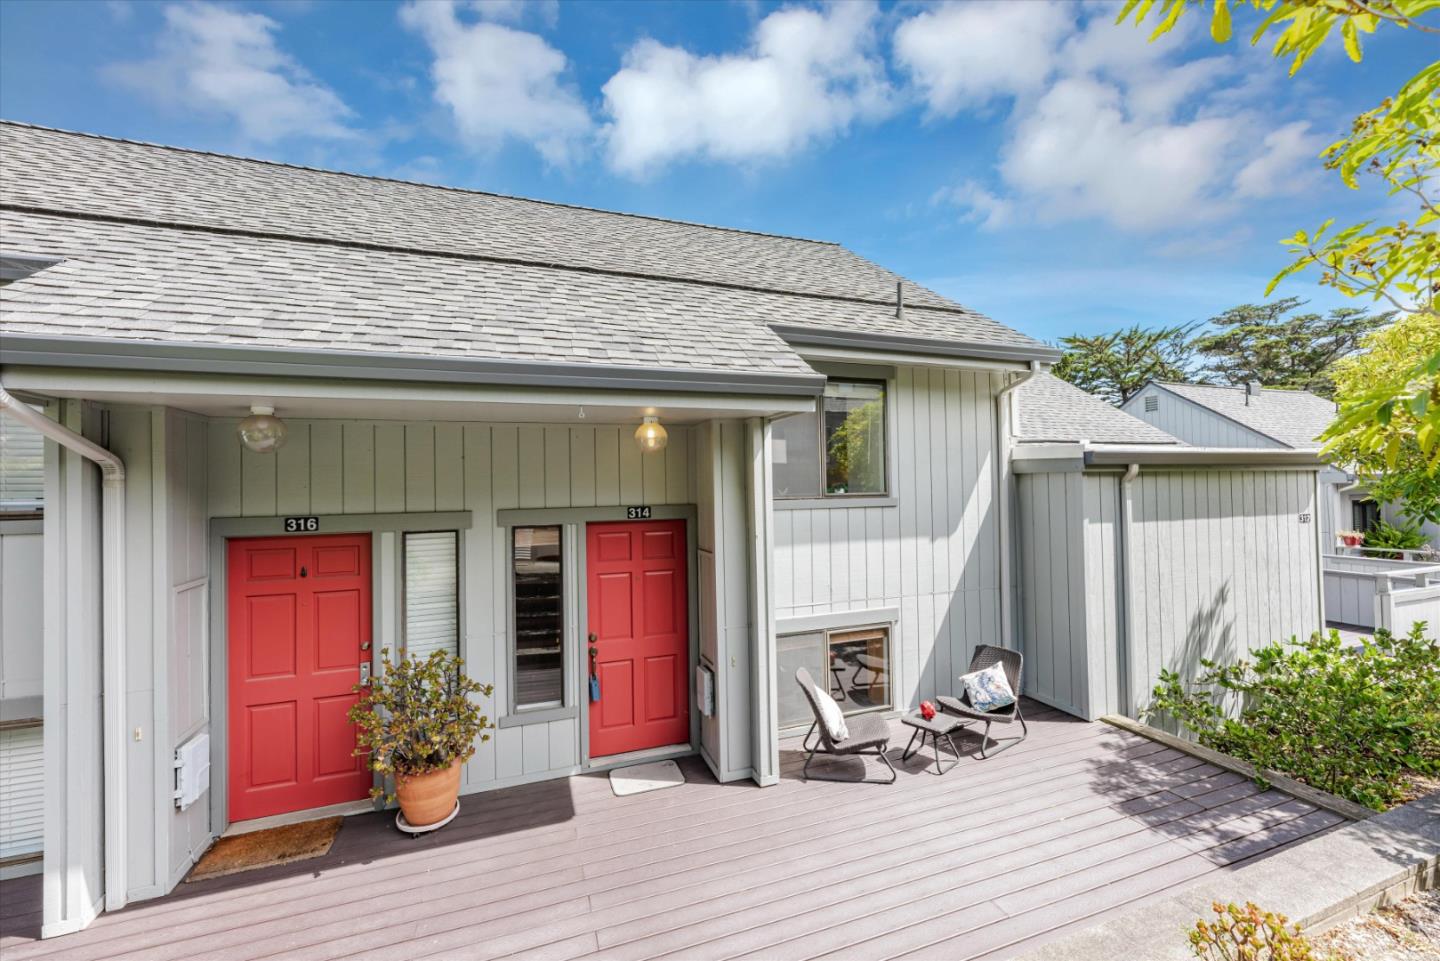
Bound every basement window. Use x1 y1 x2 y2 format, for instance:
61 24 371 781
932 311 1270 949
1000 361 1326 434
777 625 891 729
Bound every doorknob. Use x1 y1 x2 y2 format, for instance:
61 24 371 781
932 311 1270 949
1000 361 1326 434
361 641 372 651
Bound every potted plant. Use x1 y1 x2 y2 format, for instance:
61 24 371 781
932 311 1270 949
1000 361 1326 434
1338 529 1365 548
349 648 493 828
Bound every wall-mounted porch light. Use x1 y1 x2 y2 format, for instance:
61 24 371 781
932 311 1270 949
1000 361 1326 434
634 415 668 453
238 405 289 453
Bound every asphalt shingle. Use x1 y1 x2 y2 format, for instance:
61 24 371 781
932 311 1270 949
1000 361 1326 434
1017 373 1180 445
1148 382 1337 449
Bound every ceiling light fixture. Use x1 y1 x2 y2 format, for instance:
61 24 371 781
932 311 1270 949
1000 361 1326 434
634 415 668 453
238 405 289 453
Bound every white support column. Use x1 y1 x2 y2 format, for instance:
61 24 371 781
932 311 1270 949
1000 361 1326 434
745 418 779 787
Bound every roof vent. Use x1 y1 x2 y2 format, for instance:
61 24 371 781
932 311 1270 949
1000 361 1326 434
1245 381 1262 405
1144 395 1158 413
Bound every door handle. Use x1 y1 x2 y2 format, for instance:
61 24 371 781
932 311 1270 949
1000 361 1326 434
361 641 372 651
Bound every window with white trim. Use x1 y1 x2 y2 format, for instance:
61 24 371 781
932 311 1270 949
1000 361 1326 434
778 625 892 729
0 412 44 513
402 531 459 660
773 379 887 498
512 526 564 711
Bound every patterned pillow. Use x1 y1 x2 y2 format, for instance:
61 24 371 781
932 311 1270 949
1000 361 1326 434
811 684 850 741
958 663 1015 713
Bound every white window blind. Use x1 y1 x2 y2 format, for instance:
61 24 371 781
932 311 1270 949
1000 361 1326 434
0 725 44 860
403 531 459 661
0 411 45 511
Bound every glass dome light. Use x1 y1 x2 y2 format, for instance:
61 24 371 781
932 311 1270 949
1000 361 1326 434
238 405 288 453
634 415 668 453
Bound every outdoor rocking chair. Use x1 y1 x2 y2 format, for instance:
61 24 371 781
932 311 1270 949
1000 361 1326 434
937 644 1029 759
795 667 896 784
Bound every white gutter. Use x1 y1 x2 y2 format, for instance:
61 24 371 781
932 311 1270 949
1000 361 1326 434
0 386 128 913
995 361 1042 650
1117 463 1140 716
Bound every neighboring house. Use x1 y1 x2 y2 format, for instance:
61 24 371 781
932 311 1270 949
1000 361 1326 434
0 122 1324 937
1121 381 1435 550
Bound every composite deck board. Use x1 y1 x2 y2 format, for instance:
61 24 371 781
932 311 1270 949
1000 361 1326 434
0 703 1340 961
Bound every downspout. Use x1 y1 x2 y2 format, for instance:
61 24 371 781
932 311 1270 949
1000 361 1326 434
1117 462 1140 717
0 386 128 913
995 361 1042 650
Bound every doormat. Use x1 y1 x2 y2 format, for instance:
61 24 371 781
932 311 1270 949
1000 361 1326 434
609 759 685 797
187 816 343 882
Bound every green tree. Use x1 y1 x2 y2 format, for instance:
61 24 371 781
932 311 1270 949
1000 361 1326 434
1193 298 1393 396
1325 313 1440 526
1119 0 1439 506
1052 323 1197 405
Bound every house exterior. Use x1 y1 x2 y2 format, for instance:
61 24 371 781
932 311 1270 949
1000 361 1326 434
0 122 1325 938
1120 381 1423 550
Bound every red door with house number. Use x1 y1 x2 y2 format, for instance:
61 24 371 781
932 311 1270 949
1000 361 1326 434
228 534 373 821
587 520 690 758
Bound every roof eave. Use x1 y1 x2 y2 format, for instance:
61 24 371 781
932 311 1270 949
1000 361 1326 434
0 333 827 397
1082 444 1322 468
769 323 1062 365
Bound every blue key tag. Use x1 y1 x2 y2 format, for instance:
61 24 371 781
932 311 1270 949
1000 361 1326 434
589 675 601 702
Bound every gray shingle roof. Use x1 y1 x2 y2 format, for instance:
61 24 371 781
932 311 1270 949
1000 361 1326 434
0 122 1051 374
1017 374 1180 445
1148 382 1337 449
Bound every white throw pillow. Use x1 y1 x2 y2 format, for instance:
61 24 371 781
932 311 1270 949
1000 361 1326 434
958 663 1015 713
811 684 850 741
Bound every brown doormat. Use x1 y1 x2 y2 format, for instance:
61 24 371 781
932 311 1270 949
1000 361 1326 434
187 816 343 882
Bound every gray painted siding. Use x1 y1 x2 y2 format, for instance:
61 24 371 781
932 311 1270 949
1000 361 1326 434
693 420 754 780
1126 386 1281 449
772 367 1001 710
0 526 42 704
1126 469 1321 713
1016 468 1322 720
207 418 697 793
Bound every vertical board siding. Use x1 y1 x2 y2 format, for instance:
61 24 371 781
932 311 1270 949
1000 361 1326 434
1126 386 1282 449
207 418 696 793
773 368 1000 711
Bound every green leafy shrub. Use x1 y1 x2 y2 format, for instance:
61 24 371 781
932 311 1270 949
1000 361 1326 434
349 648 494 803
1364 519 1430 558
1145 626 1440 810
1189 902 1330 961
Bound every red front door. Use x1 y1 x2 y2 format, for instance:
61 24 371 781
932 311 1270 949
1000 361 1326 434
228 534 373 821
587 520 690 758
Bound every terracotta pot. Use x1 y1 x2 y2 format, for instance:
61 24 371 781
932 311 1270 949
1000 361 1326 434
396 759 461 827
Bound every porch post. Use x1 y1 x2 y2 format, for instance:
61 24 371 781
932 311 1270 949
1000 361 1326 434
746 417 779 786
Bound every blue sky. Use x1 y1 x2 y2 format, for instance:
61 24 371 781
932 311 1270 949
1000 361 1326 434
1 0 1432 343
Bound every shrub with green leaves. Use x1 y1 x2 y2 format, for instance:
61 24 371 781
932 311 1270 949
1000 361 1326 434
1364 518 1431 558
1144 625 1440 810
1189 902 1330 961
349 648 494 803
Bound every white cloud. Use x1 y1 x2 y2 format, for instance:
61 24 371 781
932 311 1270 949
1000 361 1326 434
601 1 891 177
1234 121 1325 198
893 0 1073 116
400 0 591 166
914 5 1326 232
106 3 354 142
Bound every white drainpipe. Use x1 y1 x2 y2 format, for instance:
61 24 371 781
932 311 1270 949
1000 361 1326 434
0 387 128 913
1117 462 1140 716
995 361 1042 650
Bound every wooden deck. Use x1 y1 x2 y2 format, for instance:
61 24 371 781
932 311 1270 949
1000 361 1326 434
0 702 1344 961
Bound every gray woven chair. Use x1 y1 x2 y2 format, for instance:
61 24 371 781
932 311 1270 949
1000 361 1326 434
795 668 896 784
938 645 1028 759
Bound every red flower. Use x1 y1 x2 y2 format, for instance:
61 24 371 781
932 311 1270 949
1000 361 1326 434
919 700 936 721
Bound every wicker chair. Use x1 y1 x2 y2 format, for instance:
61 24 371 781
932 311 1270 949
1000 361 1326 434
938 645 1028 759
795 668 896 784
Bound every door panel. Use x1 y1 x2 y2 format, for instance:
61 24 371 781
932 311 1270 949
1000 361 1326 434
587 520 689 758
228 534 373 821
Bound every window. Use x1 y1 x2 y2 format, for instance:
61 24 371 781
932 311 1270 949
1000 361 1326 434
403 531 458 660
772 378 887 499
1352 500 1380 534
777 625 892 729
512 526 564 711
0 412 44 513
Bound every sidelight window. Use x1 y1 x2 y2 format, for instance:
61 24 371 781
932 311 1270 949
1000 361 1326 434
402 531 459 660
512 525 564 711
